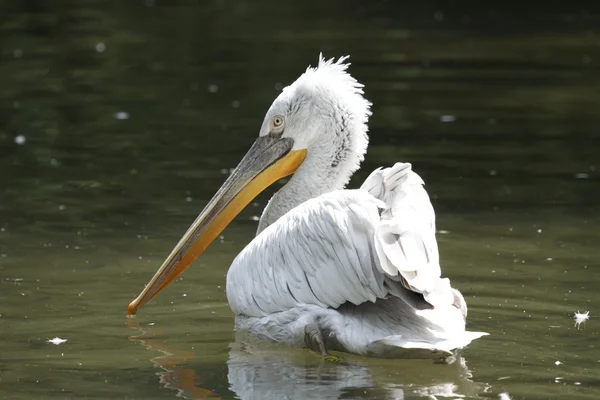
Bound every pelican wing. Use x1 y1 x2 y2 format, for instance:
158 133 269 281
226 163 463 320
227 189 385 316
361 163 460 310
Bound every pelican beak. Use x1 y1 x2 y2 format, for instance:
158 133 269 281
127 135 306 315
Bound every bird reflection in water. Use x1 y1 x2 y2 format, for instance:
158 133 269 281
128 321 488 399
128 318 222 399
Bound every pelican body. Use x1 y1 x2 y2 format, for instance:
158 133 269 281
128 55 487 358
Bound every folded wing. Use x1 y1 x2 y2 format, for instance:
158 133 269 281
227 162 465 320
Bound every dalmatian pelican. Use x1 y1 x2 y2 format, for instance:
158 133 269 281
128 55 487 359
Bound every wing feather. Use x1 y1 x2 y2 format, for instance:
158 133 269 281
227 190 386 316
363 162 456 309
226 162 464 320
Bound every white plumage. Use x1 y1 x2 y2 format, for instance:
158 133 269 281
228 161 486 358
128 54 487 358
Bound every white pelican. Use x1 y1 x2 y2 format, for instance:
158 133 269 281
128 55 487 359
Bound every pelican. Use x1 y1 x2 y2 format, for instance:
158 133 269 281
128 55 487 359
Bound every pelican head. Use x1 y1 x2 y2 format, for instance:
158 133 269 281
128 54 372 315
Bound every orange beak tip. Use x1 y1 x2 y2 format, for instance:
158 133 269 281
127 301 138 316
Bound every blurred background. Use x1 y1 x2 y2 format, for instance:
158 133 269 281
1 1 599 400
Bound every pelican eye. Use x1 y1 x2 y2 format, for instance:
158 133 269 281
271 116 285 131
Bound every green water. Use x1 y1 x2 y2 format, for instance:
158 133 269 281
1 1 599 399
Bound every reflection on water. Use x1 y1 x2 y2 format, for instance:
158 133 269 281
226 336 487 400
2 0 600 399
129 321 488 400
129 319 223 400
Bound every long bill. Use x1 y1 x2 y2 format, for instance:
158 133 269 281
127 135 306 315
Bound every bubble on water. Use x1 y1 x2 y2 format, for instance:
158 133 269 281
208 84 219 93
537 229 542 233
574 172 590 179
114 111 130 120
498 393 512 400
95 42 106 53
274 82 283 91
14 134 26 145
58 205 66 211
439 115 455 123
13 49 23 58
251 216 260 221
185 196 192 202
232 100 240 108
50 158 60 166
489 170 497 176
47 337 67 345
554 360 562 366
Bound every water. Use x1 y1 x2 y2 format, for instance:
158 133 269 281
1 1 599 399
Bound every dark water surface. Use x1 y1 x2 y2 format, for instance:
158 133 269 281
1 1 600 399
